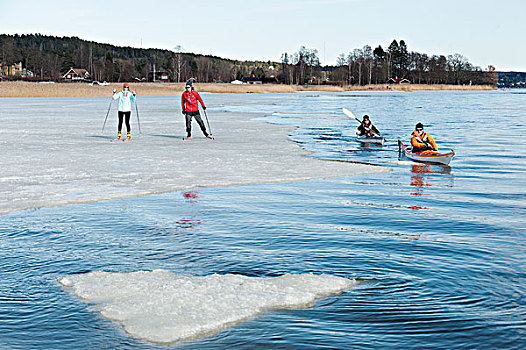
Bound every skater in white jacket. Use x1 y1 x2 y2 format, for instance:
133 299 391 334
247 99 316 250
112 83 136 140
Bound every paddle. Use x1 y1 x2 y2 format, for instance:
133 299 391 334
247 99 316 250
342 108 381 137
342 107 362 124
413 132 435 150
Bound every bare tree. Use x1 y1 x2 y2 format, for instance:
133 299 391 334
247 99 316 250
447 53 469 84
363 45 372 85
173 45 184 82
351 49 363 85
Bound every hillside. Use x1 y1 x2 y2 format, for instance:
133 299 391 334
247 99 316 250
0 33 277 82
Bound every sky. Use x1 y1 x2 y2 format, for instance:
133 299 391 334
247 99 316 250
1 0 525 71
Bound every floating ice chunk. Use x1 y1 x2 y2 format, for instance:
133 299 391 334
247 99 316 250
59 270 356 343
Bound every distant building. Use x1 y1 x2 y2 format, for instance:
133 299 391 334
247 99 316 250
1 62 23 76
241 76 262 84
62 68 90 81
147 71 170 82
497 71 526 88
21 68 34 77
387 77 411 84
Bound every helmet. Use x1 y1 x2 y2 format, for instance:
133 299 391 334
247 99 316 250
363 115 370 120
123 83 130 88
415 122 424 129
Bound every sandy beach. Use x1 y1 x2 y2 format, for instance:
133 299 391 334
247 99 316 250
0 81 495 97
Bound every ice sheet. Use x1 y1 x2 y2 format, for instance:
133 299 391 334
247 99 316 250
0 96 386 214
59 270 356 343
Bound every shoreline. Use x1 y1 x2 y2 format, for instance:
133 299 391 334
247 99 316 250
0 81 495 97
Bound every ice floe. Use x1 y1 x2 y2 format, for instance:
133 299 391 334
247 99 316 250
59 270 356 343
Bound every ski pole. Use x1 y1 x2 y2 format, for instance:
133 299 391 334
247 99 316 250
101 99 113 135
135 97 142 135
203 108 212 136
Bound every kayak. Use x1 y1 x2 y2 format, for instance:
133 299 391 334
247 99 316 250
398 140 455 166
342 108 384 145
356 135 385 145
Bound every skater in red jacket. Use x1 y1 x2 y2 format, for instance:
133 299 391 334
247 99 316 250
181 81 211 140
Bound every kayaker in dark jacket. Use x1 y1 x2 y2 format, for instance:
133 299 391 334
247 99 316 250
357 115 380 136
411 122 438 153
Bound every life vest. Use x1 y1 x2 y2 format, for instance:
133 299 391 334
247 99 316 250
411 130 437 152
358 122 379 136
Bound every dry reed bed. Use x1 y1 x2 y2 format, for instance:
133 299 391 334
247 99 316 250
0 81 494 97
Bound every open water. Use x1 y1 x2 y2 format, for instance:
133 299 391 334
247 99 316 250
1 90 525 349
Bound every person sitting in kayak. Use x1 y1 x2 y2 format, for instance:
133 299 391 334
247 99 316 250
357 115 380 136
411 122 438 153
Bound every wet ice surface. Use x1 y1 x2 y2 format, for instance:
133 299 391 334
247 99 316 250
59 270 355 344
0 96 384 214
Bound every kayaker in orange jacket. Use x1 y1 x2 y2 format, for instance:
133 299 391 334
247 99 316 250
411 123 438 153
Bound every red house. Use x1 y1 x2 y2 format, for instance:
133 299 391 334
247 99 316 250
62 68 90 81
147 71 170 82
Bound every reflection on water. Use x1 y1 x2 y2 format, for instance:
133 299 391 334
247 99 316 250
179 191 201 229
358 142 384 150
183 190 199 201
176 219 201 229
410 164 435 197
409 163 453 198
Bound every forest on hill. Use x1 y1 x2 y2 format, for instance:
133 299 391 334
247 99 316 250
0 34 497 86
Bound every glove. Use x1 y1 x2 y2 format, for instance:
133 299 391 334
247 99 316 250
113 89 116 94
182 110 186 115
203 106 206 111
132 91 136 96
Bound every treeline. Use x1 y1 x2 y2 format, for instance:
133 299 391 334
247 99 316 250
0 34 497 86
497 72 526 88
279 40 497 86
0 34 274 82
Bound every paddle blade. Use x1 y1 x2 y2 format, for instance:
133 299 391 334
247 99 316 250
342 107 357 119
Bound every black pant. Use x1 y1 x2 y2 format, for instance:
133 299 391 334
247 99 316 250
118 111 131 133
185 111 208 137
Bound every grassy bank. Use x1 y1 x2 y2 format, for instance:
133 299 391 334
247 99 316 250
0 81 495 97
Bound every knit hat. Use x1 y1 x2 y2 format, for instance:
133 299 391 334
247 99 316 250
185 81 192 87
415 122 424 129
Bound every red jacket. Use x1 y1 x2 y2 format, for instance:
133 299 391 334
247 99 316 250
181 90 205 112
